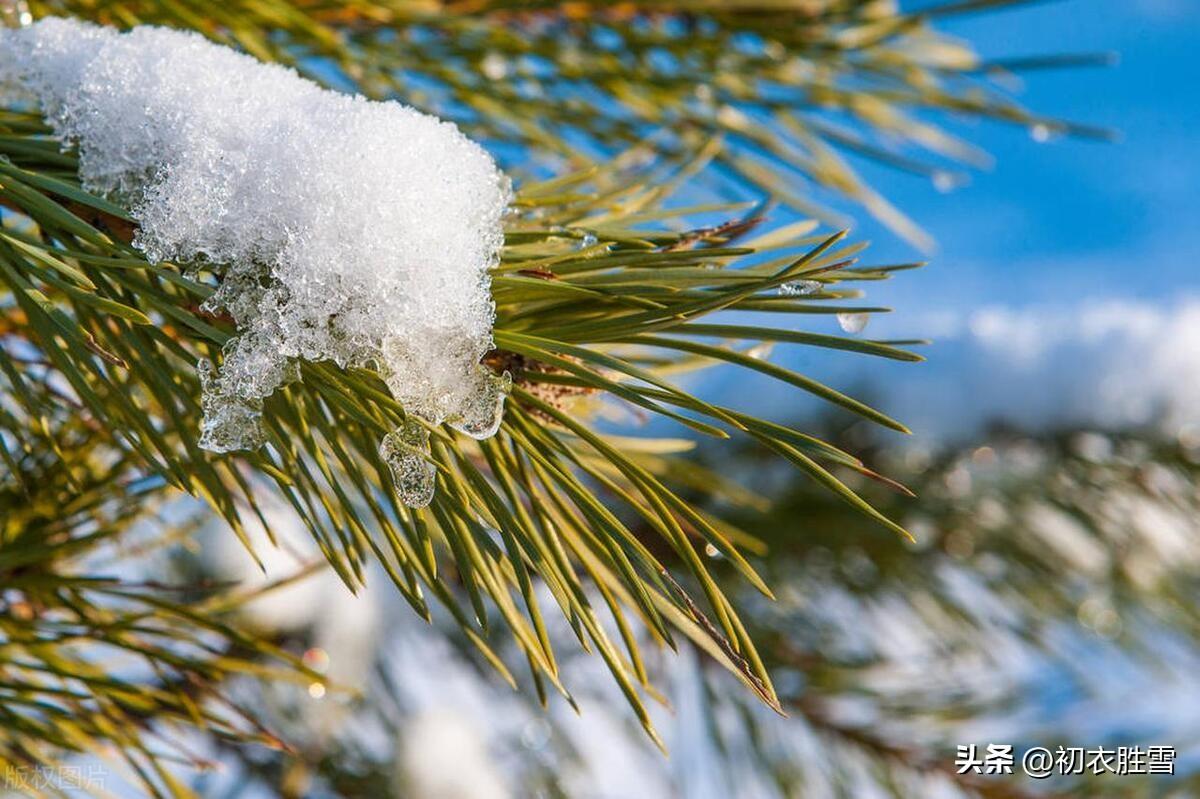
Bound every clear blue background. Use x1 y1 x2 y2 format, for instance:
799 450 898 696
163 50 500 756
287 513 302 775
705 0 1200 442
866 0 1197 313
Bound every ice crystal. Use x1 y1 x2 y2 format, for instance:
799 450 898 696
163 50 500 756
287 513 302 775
1 18 512 467
379 420 436 508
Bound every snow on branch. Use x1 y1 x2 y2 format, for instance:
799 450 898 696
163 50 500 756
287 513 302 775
1 18 511 503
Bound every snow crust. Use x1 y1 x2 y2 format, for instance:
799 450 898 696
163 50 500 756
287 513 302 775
1 18 511 465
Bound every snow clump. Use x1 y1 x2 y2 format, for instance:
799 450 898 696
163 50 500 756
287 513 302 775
1 18 512 504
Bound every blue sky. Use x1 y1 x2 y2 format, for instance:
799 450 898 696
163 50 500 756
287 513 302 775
866 0 1198 311
708 0 1200 443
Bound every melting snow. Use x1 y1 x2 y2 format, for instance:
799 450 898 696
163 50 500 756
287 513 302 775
2 18 511 498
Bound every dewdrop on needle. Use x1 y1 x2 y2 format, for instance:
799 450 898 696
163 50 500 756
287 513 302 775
1 18 512 506
745 342 774 360
838 312 869 334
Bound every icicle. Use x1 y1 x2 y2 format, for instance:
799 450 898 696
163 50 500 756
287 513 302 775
380 420 436 509
448 369 512 440
196 358 267 453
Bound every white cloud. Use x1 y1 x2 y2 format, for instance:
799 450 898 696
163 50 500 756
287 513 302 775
896 297 1200 439
721 296 1200 444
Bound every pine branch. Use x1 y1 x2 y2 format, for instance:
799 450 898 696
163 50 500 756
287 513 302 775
0 107 928 741
0 364 322 798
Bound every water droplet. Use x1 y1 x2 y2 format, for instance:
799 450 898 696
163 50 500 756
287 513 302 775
521 719 551 750
380 420 436 508
480 52 507 81
1030 123 1052 143
704 543 720 558
837 312 869 334
745 342 774 360
307 682 327 699
779 279 822 297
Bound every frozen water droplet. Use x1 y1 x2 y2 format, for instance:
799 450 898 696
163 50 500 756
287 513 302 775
197 401 265 452
380 420 435 508
778 279 821 297
449 368 511 440
1030 123 1052 143
196 357 266 452
837 312 869 334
